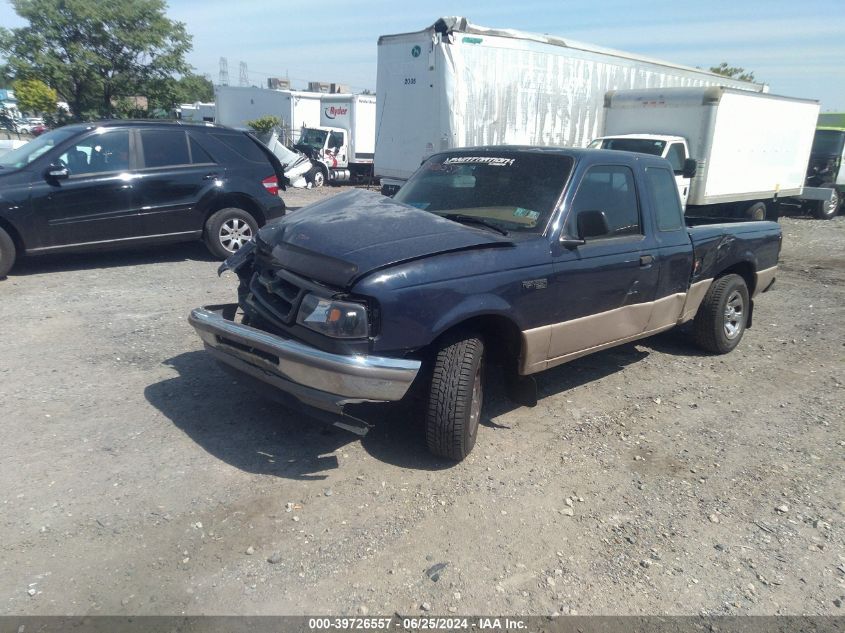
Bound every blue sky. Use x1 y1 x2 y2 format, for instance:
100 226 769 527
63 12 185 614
2 0 844 110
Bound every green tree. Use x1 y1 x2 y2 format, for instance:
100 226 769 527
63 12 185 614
247 115 281 136
0 0 192 119
710 63 756 83
173 73 214 104
13 78 57 114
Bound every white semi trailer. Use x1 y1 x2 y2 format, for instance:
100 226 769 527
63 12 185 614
589 87 831 220
374 16 766 195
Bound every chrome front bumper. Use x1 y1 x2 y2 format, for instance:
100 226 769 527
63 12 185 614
189 304 421 415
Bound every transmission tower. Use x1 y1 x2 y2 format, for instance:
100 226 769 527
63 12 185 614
219 57 229 86
239 61 249 87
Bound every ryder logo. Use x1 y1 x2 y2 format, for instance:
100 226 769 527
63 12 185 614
324 106 348 119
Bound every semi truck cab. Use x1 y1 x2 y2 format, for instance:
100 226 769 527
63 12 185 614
295 126 349 184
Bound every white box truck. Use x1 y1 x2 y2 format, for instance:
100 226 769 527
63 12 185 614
293 94 376 185
589 87 832 220
214 86 322 143
374 16 766 195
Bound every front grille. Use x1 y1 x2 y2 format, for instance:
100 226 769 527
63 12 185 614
243 252 307 329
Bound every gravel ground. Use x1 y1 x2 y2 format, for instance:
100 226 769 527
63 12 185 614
1 187 843 616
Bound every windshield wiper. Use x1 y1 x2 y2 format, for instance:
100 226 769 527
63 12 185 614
440 214 509 236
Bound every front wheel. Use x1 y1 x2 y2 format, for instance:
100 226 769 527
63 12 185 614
812 186 840 219
691 274 750 354
204 208 258 259
425 332 485 461
0 226 16 279
310 168 325 188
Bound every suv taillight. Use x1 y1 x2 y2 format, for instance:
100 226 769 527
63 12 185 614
262 175 279 197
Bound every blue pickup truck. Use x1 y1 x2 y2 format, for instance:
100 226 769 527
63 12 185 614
190 147 781 460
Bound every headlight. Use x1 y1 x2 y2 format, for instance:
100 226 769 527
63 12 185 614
296 293 369 338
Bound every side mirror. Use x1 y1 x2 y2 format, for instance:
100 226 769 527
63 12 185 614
45 164 69 181
681 158 697 179
576 209 610 240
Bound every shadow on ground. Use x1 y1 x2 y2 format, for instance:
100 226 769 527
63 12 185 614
145 335 693 478
10 242 216 276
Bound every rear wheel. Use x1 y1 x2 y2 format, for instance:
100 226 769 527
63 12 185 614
812 185 840 219
425 332 485 461
692 274 750 354
204 208 258 259
745 201 767 221
0 227 16 279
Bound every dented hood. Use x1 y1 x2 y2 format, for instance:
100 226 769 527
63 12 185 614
256 189 512 288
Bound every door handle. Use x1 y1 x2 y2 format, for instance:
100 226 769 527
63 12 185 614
640 254 654 267
202 173 220 180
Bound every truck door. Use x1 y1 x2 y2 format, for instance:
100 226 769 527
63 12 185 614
665 142 690 207
328 130 347 168
546 164 660 365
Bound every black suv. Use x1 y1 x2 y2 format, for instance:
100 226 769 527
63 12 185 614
0 120 286 277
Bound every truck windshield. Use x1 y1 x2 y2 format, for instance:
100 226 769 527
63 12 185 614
0 127 79 169
297 128 328 150
811 130 845 156
597 138 666 156
394 152 573 233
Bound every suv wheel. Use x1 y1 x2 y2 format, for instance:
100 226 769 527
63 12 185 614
0 227 16 279
204 208 258 259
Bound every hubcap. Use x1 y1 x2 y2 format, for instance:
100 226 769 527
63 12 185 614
219 218 253 252
723 290 744 339
469 362 483 435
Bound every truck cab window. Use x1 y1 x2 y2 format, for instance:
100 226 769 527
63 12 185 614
569 165 640 238
328 132 344 151
666 143 686 174
645 167 684 231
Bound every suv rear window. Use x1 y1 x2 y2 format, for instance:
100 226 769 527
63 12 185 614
140 130 190 168
209 132 267 163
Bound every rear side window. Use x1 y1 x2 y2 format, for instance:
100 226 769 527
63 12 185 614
570 165 641 237
140 130 189 168
189 136 215 164
645 166 684 231
209 132 267 163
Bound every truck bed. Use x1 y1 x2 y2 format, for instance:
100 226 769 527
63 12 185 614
687 220 781 286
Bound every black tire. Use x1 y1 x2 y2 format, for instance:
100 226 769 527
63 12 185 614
310 167 325 188
425 332 485 461
203 208 258 260
0 226 16 279
746 201 767 221
692 274 750 354
812 186 840 219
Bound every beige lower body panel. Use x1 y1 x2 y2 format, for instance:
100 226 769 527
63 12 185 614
520 278 714 375
754 265 777 297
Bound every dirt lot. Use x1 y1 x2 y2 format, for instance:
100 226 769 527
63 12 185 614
1 187 843 617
